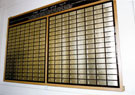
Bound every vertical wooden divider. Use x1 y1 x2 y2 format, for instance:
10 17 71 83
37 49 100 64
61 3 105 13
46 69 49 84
45 17 49 84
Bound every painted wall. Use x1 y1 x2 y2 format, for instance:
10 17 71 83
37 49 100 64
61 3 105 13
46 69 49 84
0 0 135 95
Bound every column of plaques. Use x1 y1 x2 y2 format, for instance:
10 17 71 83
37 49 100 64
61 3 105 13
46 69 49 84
48 14 70 83
5 18 46 83
48 2 119 87
103 2 118 87
85 2 118 86
6 27 16 80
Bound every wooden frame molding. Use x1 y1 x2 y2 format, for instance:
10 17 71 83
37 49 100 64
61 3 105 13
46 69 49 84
4 0 124 91
113 0 124 91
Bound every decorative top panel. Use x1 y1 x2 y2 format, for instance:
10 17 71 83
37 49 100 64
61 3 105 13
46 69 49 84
9 0 101 25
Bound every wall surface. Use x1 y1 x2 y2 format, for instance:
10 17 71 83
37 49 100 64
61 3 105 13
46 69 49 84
0 0 135 95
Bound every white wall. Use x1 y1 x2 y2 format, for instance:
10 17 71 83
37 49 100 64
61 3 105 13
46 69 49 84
0 0 135 95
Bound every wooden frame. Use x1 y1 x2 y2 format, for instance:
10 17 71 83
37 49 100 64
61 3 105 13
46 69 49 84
4 0 124 91
113 0 124 91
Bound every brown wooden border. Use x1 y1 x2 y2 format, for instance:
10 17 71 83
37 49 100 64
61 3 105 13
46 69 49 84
3 18 10 82
4 0 124 91
45 17 49 83
113 0 124 91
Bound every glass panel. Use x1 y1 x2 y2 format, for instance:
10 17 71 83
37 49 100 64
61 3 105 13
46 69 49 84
47 1 119 88
6 18 46 83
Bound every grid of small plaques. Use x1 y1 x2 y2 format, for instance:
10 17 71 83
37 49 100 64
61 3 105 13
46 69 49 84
48 2 119 87
5 18 46 83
